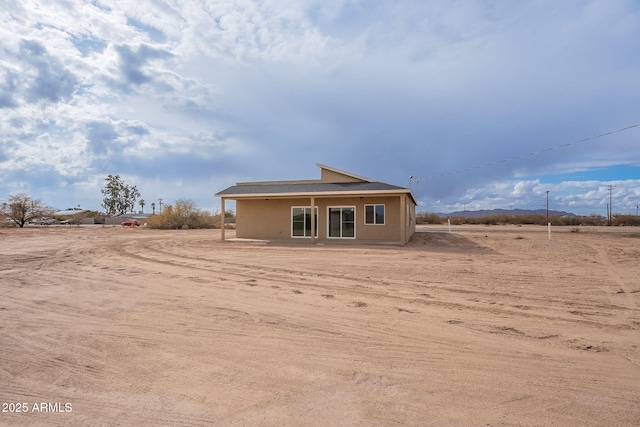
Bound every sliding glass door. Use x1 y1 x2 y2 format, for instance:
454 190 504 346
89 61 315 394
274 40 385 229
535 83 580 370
292 207 317 237
328 207 355 238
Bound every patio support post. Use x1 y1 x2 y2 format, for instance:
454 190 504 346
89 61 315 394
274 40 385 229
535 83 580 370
400 194 406 245
310 196 315 242
220 197 225 241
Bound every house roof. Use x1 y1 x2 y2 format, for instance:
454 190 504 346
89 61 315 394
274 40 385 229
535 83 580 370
53 209 90 216
216 165 417 204
217 181 405 195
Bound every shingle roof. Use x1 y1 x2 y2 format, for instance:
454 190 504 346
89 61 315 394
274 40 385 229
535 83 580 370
216 181 410 197
215 164 417 204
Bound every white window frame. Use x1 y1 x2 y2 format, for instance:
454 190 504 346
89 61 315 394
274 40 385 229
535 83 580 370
327 206 356 239
364 204 385 225
291 206 318 238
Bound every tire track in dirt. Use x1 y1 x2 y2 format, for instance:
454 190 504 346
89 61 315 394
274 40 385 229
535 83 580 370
28 236 392 359
34 232 626 381
105 236 638 334
5 230 635 369
589 241 639 305
75 238 485 356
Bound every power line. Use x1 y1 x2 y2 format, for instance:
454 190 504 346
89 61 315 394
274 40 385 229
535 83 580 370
411 123 640 183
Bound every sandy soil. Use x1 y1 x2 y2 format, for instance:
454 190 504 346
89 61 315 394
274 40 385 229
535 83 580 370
0 224 639 426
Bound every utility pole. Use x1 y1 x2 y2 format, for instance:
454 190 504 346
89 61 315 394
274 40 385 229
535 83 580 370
607 185 615 226
159 198 163 213
545 191 549 223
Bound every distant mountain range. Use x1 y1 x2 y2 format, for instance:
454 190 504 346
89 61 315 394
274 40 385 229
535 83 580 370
438 208 577 218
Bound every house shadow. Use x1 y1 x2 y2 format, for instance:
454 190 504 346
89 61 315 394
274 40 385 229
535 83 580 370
407 232 496 254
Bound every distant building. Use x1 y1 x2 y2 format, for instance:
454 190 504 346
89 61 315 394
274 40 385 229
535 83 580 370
53 208 94 224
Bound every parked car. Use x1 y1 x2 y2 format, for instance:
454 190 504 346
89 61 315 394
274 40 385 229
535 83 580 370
32 217 55 225
59 219 71 225
121 220 140 226
2 218 17 227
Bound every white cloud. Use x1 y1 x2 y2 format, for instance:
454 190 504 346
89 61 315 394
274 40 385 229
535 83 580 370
1 0 639 213
425 176 640 215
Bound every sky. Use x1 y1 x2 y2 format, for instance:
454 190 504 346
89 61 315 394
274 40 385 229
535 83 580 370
1 0 639 216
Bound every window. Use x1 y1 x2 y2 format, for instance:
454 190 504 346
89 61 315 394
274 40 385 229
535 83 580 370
328 207 355 238
365 204 385 225
292 207 317 238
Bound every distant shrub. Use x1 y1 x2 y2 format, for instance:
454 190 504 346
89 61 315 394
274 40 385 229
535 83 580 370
147 199 221 229
419 213 618 227
570 227 581 233
416 212 446 224
612 215 640 226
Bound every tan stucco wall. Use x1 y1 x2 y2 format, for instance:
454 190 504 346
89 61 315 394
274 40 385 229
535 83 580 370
236 195 415 243
408 198 416 237
236 198 308 239
320 169 364 183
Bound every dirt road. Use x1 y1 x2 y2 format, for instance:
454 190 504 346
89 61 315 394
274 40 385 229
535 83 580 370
1 225 639 426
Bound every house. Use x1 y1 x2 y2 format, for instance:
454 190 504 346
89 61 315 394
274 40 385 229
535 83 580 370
215 164 417 244
52 208 94 225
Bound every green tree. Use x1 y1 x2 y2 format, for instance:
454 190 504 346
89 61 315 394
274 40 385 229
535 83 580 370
1 193 52 228
139 199 145 213
101 174 141 215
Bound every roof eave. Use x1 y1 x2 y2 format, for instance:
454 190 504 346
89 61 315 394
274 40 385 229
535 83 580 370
216 189 417 204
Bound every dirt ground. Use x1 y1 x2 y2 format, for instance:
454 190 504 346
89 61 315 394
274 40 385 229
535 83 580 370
0 224 639 426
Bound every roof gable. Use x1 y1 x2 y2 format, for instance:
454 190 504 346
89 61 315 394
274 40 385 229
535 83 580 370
317 163 375 183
